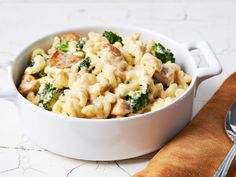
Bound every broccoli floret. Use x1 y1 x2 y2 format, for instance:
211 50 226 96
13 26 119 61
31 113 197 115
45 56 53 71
56 41 69 52
32 70 47 79
77 39 85 50
151 43 175 63
125 80 130 84
124 84 150 113
88 66 95 73
29 60 35 67
102 31 123 45
153 77 159 84
44 56 50 62
37 83 63 110
78 57 91 71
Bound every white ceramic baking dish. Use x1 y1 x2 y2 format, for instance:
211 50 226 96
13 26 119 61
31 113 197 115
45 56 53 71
0 25 222 161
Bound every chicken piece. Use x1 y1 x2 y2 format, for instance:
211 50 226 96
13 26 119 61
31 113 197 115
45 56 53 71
101 44 128 72
111 99 131 117
154 66 174 87
59 32 80 41
50 51 81 69
104 44 122 57
18 75 40 96
154 62 180 87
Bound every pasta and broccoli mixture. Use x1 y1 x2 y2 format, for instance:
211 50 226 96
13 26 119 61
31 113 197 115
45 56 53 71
18 31 191 119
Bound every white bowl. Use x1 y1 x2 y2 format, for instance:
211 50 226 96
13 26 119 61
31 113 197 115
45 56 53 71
0 25 222 161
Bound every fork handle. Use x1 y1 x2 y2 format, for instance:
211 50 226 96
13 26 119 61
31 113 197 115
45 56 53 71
214 143 236 177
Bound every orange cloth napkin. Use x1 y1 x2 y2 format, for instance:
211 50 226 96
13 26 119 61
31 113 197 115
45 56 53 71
133 72 236 177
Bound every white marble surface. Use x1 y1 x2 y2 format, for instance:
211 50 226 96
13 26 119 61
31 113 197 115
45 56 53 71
0 1 236 176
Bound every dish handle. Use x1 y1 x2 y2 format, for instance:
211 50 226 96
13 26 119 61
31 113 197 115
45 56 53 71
0 60 17 102
182 41 222 89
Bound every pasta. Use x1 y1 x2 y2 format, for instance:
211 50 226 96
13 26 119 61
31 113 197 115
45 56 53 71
18 31 192 119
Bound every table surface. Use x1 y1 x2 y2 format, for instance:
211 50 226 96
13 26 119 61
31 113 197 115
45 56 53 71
0 0 235 176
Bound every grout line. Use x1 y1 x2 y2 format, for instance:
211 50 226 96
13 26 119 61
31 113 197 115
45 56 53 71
114 161 131 177
0 145 47 152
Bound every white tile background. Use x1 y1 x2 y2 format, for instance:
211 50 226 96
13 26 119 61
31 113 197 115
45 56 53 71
0 0 235 176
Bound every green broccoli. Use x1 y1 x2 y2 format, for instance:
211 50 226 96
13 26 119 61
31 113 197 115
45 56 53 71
151 43 175 63
37 83 64 110
77 39 86 50
88 66 95 73
102 31 123 45
29 60 35 67
153 77 159 84
124 84 150 113
32 70 47 79
56 41 69 52
78 57 91 71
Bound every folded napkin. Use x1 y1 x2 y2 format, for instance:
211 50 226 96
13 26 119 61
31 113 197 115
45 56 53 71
133 72 236 177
